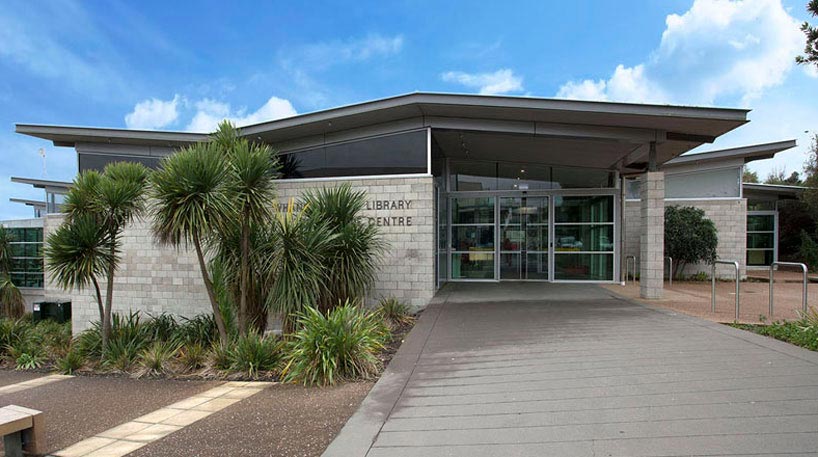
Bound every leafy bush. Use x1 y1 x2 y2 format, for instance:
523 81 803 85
102 338 145 371
178 343 207 371
208 342 232 371
665 206 718 278
57 349 85 374
377 297 414 329
136 341 181 378
0 318 30 357
15 352 46 370
227 332 281 378
174 314 218 347
734 308 818 351
283 302 389 386
798 230 818 272
143 313 179 342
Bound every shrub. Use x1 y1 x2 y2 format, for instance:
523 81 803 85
75 327 103 359
178 343 207 371
208 342 232 371
665 206 718 279
57 349 85 374
798 230 818 272
283 302 389 386
102 338 146 372
227 332 281 378
136 341 181 378
174 314 218 347
143 313 179 342
0 318 30 357
15 352 46 370
377 297 414 329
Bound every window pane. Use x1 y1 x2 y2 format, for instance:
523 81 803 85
499 253 521 279
451 197 494 224
666 167 741 198
10 244 25 257
747 200 775 211
79 153 161 172
451 253 494 279
499 197 521 224
625 178 641 199
555 254 614 280
747 233 774 249
555 196 614 223
555 225 614 252
497 163 552 190
10 273 25 287
450 161 496 191
747 215 774 232
280 130 427 179
500 227 524 251
452 226 495 251
526 253 549 280
552 167 613 188
747 250 774 266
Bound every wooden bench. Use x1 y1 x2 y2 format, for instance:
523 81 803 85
0 405 44 457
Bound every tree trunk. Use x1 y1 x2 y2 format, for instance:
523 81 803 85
193 232 228 346
239 216 250 335
102 240 116 349
91 276 104 328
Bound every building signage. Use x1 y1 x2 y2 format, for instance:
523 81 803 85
275 199 414 226
365 199 413 226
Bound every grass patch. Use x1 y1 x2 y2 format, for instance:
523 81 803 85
731 308 818 351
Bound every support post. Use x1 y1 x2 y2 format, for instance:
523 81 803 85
640 171 664 299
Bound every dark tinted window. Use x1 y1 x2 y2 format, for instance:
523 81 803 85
280 130 427 179
79 153 161 173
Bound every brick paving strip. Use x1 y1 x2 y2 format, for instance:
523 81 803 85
0 374 72 395
50 381 272 457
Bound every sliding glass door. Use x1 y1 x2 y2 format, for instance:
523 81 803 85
553 195 615 281
499 196 549 280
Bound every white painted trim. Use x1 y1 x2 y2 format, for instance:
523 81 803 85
626 197 744 202
426 127 432 176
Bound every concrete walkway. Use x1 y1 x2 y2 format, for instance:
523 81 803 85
324 283 818 457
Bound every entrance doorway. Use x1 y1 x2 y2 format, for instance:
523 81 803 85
446 193 616 282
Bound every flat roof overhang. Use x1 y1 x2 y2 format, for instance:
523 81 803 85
15 92 749 171
665 139 798 168
10 176 72 190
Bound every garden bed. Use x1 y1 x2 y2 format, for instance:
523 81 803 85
730 313 818 351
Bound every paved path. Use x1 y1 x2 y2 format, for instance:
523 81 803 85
325 283 818 457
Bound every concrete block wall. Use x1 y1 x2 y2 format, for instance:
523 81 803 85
44 214 212 334
276 176 436 310
43 175 436 333
624 198 747 280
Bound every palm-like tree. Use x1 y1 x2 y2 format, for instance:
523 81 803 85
302 184 387 311
150 142 232 345
45 214 113 324
0 226 25 318
212 122 278 334
50 162 148 346
264 200 336 331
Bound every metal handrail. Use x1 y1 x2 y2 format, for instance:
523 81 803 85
769 262 808 317
665 256 673 287
625 255 637 283
711 260 740 320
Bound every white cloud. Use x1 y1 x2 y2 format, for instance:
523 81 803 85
125 95 180 130
556 0 803 106
291 34 404 71
441 68 524 95
186 96 297 133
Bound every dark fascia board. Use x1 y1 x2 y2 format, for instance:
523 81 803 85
15 124 207 148
11 176 72 189
9 198 47 207
742 182 807 195
241 92 749 135
665 139 798 167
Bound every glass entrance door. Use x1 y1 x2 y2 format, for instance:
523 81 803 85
499 196 550 280
450 196 495 279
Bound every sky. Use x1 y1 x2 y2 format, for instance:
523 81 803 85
1 0 817 220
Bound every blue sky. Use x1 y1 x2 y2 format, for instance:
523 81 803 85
1 0 816 219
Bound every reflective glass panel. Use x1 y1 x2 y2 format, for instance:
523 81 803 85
747 233 775 249
500 253 521 279
554 225 614 252
452 197 494 224
451 253 495 279
554 254 614 280
747 250 774 266
451 226 495 251
747 215 774 232
450 161 497 191
555 196 614 223
526 253 549 280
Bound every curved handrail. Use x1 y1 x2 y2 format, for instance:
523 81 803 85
769 262 808 317
711 260 740 320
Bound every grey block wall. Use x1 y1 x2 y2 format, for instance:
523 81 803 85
624 198 747 279
43 176 436 334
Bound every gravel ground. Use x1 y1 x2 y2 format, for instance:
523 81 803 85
129 382 373 457
605 279 815 323
0 369 45 387
0 375 216 454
